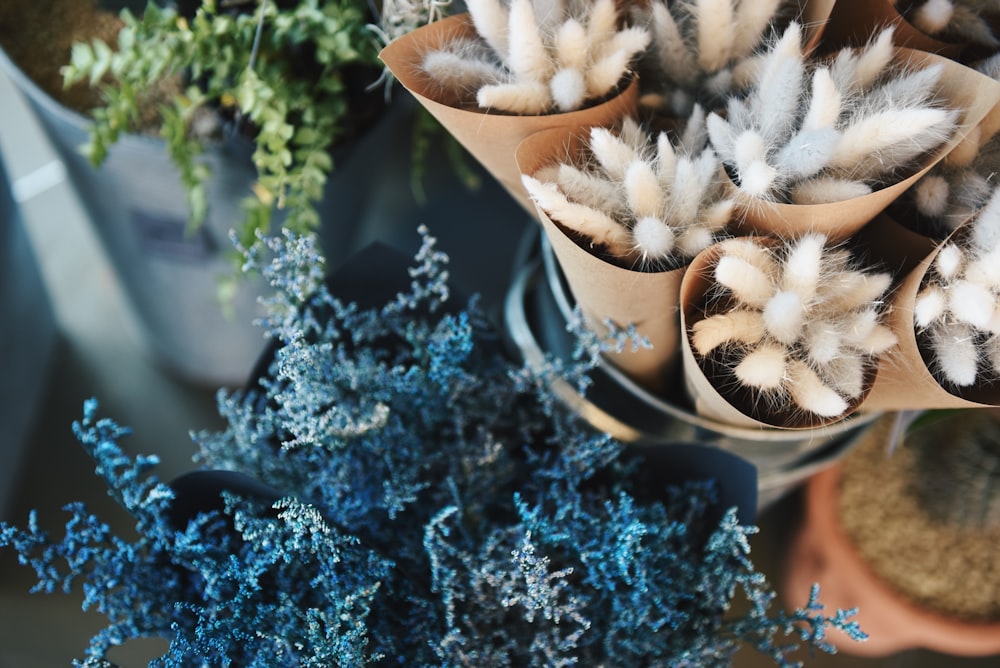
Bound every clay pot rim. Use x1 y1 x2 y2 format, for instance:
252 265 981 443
807 462 1000 654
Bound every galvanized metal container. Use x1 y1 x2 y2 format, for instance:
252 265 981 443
504 230 877 509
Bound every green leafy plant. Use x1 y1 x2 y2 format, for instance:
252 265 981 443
62 0 430 253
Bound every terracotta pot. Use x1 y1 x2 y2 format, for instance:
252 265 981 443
784 462 1000 657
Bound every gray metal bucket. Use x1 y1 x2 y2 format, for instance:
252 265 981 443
0 32 392 386
0 150 57 517
504 229 876 509
0 44 273 386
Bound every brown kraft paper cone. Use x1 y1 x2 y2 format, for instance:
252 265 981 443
818 0 964 58
515 125 686 395
861 226 1000 411
379 14 640 217
733 47 1000 242
679 239 877 430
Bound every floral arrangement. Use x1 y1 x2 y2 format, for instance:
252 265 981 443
914 188 1000 388
0 231 864 666
382 0 1000 428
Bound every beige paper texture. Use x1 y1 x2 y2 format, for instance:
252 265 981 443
679 239 875 430
734 48 1000 242
379 14 639 216
515 125 686 394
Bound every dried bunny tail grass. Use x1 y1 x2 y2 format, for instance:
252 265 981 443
586 0 618 49
587 48 636 98
714 255 774 308
466 0 510 60
625 160 664 218
763 290 806 345
551 68 588 112
631 216 677 261
801 68 843 132
554 18 588 70
715 236 780 277
751 21 806 146
773 128 841 182
949 279 997 328
935 241 965 280
734 344 787 390
828 26 896 94
590 126 642 181
828 107 959 182
911 0 955 34
930 320 980 386
422 39 504 98
816 270 893 313
856 62 950 118
691 310 767 355
695 0 736 73
477 80 551 113
789 177 872 205
971 187 1000 253
915 284 948 327
648 1 699 86
787 359 850 417
555 163 623 212
507 0 552 81
670 150 723 223
821 355 867 399
949 4 1000 48
780 232 824 301
731 0 783 58
522 174 633 257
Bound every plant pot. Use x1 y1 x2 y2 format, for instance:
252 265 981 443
783 415 1000 657
0 149 57 519
503 227 875 511
0 5 399 387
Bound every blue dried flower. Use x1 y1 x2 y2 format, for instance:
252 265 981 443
1 228 864 666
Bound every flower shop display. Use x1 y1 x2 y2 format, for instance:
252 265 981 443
0 231 866 666
784 411 1000 657
378 2 642 214
504 227 878 511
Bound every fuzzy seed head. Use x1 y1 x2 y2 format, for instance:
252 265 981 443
632 216 675 260
763 290 805 345
735 345 787 390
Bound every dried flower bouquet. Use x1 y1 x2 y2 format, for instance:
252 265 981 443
379 2 643 213
865 190 1000 409
681 234 897 428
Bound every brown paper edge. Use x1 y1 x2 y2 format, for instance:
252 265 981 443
820 0 964 57
735 47 1000 241
379 14 639 216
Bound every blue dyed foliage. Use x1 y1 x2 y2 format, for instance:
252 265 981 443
1 228 864 666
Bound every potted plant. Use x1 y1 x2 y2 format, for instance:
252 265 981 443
784 410 1000 657
0 230 866 665
0 0 436 386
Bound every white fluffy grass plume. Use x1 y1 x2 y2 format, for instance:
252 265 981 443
522 113 735 269
421 0 649 113
705 24 960 206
